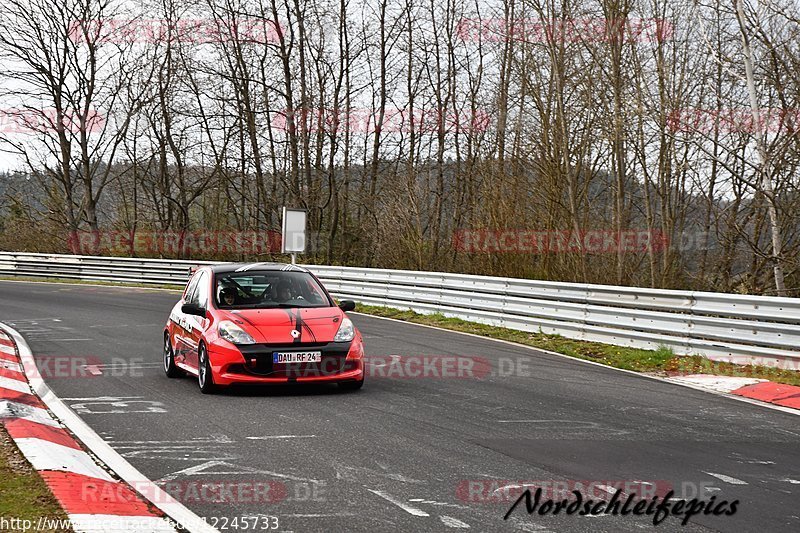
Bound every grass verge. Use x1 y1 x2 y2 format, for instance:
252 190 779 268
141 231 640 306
355 304 800 387
0 426 73 532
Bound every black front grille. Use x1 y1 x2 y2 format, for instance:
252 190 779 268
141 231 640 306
235 342 351 377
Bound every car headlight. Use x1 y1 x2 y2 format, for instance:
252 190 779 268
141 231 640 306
218 320 256 345
333 317 355 342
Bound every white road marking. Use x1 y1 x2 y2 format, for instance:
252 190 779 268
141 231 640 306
112 436 237 461
63 396 144 400
246 435 317 439
492 483 536 495
121 449 238 461
66 397 167 414
5 318 61 323
335 464 425 484
107 436 235 445
81 362 163 372
367 355 402 368
507 520 550 532
596 484 618 495
440 515 470 528
281 513 356 518
703 472 748 485
730 453 775 465
366 488 429 517
158 460 322 483
407 499 470 509
83 365 103 376
782 478 800 484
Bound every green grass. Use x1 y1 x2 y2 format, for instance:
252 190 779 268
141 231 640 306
0 426 73 531
354 304 800 387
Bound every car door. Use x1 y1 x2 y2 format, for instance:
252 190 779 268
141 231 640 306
173 271 201 367
183 270 211 370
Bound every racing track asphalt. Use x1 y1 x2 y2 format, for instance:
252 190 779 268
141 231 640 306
1 280 799 533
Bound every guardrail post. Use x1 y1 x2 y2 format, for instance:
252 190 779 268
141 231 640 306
686 291 697 357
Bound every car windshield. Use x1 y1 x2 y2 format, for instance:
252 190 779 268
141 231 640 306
214 270 332 309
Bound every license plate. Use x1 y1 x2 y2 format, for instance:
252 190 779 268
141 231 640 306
273 351 322 364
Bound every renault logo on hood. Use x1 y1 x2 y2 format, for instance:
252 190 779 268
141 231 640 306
290 329 301 339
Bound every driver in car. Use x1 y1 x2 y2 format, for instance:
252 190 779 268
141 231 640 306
219 286 238 306
275 282 293 303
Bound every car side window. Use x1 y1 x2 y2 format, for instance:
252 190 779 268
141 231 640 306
184 272 201 303
196 272 210 308
186 272 207 307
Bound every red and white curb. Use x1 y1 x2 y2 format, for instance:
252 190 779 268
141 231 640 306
664 374 800 410
0 323 218 533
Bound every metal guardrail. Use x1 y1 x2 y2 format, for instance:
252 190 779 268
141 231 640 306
1 251 797 369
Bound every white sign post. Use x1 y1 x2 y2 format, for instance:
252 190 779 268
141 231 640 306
281 207 307 264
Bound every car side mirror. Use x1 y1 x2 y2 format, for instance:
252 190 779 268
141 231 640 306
182 303 207 318
338 300 356 312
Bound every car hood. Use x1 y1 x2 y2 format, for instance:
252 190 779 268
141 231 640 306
218 307 346 344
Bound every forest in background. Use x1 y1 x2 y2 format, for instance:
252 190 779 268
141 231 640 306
0 0 799 295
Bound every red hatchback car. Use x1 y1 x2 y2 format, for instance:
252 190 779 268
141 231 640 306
163 263 365 393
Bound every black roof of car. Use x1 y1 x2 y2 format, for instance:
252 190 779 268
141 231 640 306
206 262 310 274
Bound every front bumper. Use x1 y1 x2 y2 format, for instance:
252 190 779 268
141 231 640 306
207 337 364 386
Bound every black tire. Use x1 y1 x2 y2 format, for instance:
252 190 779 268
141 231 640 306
338 379 364 391
198 343 217 394
164 334 182 378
